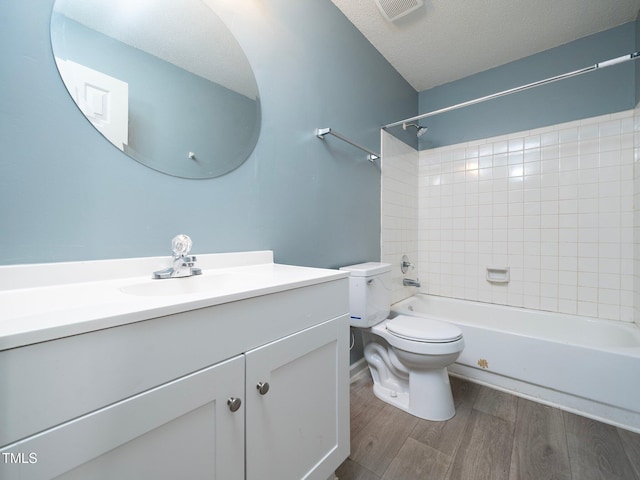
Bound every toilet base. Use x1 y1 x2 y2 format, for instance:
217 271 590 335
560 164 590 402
370 366 455 421
408 368 455 420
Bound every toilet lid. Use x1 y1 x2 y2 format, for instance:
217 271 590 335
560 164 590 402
386 315 463 343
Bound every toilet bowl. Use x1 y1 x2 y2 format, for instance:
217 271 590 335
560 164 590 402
340 262 465 421
369 315 464 420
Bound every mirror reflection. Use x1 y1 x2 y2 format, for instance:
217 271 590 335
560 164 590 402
50 0 261 179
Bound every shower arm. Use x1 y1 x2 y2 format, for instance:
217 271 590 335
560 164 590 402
383 51 640 130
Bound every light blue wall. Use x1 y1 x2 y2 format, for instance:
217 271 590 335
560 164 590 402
415 23 638 148
0 0 417 267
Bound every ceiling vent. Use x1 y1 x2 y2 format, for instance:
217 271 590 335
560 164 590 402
374 0 424 22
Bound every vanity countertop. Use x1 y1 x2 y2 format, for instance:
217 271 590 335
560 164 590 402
0 251 348 350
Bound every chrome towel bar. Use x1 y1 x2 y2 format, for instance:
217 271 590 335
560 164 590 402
316 127 380 162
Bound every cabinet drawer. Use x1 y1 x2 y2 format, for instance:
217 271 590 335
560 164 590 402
0 356 245 480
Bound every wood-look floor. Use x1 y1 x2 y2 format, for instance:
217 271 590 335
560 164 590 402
337 371 640 480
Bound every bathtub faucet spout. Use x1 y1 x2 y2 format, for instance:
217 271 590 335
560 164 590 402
403 278 421 287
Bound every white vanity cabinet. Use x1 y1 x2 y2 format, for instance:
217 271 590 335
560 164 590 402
0 266 349 480
246 316 349 480
2 355 246 480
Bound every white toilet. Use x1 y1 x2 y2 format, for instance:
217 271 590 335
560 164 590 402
340 262 464 421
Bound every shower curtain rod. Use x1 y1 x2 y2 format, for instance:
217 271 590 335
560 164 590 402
316 127 380 161
383 51 640 130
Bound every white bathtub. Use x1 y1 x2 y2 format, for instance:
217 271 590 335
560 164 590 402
391 294 640 433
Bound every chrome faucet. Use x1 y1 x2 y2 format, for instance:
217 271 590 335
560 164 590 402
403 278 421 287
401 255 420 287
400 254 414 274
153 234 202 279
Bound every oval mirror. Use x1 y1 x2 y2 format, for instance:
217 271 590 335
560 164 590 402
50 0 261 179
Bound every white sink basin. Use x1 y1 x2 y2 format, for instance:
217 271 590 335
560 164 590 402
0 251 350 351
120 273 246 296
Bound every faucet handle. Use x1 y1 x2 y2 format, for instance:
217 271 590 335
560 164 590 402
172 234 193 257
401 255 414 274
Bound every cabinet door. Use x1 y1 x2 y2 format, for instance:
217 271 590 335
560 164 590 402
0 356 245 480
246 316 350 480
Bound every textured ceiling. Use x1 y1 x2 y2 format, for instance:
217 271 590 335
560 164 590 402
331 0 640 92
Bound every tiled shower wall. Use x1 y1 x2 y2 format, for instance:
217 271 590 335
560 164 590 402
380 131 419 305
382 110 639 324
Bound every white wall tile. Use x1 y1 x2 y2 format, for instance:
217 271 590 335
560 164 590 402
381 110 639 324
402 111 638 323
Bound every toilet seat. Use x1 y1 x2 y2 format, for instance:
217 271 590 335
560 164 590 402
386 315 463 343
370 317 464 356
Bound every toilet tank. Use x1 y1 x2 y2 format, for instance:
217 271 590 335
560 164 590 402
340 262 392 327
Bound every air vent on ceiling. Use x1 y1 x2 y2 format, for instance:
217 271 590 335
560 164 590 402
374 0 424 22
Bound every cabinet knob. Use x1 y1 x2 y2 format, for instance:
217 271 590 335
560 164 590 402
227 397 242 412
256 381 270 395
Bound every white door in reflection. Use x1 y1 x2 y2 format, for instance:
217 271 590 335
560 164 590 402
55 58 129 151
